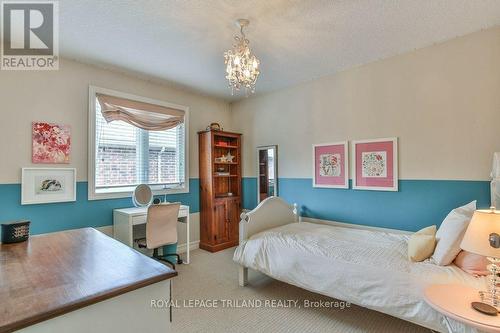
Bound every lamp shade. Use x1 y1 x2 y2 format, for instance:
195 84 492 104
460 209 500 258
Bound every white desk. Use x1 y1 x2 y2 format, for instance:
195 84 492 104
113 205 190 264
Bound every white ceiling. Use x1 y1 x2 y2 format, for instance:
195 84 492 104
59 0 500 101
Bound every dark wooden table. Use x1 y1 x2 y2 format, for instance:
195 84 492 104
0 227 176 333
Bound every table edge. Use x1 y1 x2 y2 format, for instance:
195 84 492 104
114 205 189 211
424 284 500 331
0 270 177 333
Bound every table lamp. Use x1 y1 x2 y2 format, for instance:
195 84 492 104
461 207 500 314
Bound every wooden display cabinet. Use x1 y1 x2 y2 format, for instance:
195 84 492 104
198 130 242 252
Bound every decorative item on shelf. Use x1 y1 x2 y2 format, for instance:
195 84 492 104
216 153 235 164
224 19 260 96
460 207 500 313
215 172 230 176
32 122 71 164
217 167 226 172
1 220 30 243
227 192 233 197
218 141 228 147
206 122 222 131
224 152 235 163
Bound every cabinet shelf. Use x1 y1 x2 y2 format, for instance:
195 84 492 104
214 174 238 178
214 144 238 149
213 162 238 165
215 194 240 199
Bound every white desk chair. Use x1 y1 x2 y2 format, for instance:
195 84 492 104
135 202 182 269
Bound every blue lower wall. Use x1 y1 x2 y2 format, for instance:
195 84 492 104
242 177 490 232
242 177 258 210
0 179 200 236
0 177 490 237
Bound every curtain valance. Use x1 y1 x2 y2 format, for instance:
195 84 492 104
96 93 184 131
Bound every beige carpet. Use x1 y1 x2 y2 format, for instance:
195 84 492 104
173 249 429 333
170 248 429 333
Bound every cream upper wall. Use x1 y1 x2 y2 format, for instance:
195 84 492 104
230 26 500 181
2 27 500 184
0 58 230 184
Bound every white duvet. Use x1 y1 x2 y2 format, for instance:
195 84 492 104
233 222 487 333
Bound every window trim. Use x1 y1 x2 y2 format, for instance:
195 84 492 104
88 85 189 200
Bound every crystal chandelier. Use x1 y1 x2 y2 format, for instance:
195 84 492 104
224 19 260 95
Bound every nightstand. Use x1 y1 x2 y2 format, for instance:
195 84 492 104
424 284 500 333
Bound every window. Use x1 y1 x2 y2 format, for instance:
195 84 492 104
88 86 189 200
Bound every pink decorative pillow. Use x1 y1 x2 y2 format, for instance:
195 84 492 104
454 250 489 276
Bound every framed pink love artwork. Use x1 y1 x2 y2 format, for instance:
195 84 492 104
352 137 398 191
32 122 71 164
312 141 348 189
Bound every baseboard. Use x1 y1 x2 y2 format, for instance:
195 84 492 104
199 240 238 252
177 240 200 253
301 216 412 235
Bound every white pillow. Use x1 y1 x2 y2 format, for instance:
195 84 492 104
431 201 476 266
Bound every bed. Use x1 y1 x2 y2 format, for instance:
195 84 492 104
233 197 487 333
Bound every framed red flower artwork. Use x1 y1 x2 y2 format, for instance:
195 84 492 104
32 122 71 164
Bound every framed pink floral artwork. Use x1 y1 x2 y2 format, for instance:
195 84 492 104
312 141 348 188
352 137 398 191
32 122 71 164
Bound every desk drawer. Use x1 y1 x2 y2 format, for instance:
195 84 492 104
132 215 147 225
